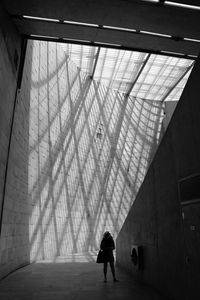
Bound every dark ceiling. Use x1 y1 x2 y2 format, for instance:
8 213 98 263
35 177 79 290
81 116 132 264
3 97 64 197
2 0 200 57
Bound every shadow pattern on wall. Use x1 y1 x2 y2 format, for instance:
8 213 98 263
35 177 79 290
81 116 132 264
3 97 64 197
24 40 164 261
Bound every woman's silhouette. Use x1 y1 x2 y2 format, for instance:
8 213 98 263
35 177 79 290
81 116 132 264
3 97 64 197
100 231 118 282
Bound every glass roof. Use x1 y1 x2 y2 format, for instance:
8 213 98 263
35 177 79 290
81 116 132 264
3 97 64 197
63 44 194 102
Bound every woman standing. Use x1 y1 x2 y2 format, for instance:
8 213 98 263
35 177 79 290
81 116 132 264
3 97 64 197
100 231 118 282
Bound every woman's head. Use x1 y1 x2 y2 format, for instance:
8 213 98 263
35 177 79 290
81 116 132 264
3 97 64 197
103 231 111 238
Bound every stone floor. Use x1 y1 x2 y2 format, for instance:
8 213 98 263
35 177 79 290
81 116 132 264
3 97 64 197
0 253 166 300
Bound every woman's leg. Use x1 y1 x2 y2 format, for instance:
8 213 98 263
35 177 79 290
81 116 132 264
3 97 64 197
103 262 108 282
109 261 118 281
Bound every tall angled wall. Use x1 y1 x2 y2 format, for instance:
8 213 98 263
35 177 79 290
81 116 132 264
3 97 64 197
0 38 164 278
0 3 22 278
116 56 200 300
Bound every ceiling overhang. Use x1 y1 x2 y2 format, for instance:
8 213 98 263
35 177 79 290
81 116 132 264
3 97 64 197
2 0 200 57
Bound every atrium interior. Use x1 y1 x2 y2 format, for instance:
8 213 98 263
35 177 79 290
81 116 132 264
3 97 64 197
0 1 200 300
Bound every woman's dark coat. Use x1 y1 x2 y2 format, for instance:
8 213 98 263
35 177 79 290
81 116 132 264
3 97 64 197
100 235 115 262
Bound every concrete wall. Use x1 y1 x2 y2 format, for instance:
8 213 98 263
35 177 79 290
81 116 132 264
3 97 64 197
116 56 200 300
162 101 178 131
0 3 22 278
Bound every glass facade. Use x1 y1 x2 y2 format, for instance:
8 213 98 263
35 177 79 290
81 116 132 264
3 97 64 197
64 44 194 102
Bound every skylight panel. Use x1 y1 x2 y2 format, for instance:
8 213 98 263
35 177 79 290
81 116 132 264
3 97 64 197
164 1 200 10
64 43 194 102
184 37 200 43
141 0 159 2
141 0 200 10
30 34 59 39
93 49 147 94
63 38 91 43
188 55 198 59
140 30 171 38
23 15 59 22
94 42 121 47
65 44 98 75
63 20 98 27
102 25 136 32
129 54 193 100
161 50 185 57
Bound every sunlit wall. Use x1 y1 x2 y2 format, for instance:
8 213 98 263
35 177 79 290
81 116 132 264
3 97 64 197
21 40 165 261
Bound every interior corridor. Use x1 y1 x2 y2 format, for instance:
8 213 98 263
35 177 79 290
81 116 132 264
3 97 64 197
1 2 200 298
0 253 166 300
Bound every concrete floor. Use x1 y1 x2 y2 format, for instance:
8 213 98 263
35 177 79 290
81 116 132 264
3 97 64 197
0 253 166 300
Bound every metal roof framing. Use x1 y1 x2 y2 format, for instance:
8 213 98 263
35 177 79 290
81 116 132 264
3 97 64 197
126 54 151 96
90 47 100 79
